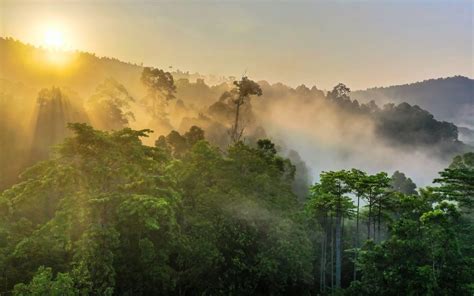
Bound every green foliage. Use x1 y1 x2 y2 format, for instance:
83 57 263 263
390 170 417 195
375 102 460 148
349 197 473 296
229 76 263 142
1 124 314 295
30 87 87 164
155 126 205 158
1 122 472 295
434 152 474 210
141 67 176 101
166 138 313 294
233 76 263 99
141 67 177 122
87 78 135 131
13 266 76 296
0 123 176 295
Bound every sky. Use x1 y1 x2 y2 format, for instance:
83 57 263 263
1 0 473 90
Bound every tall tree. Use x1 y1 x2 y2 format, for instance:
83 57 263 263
30 87 87 163
433 152 474 271
87 78 135 131
155 126 205 158
434 152 474 211
390 171 417 195
229 77 262 143
306 185 333 292
141 67 176 121
346 169 367 281
327 83 351 101
358 173 391 240
349 192 473 296
308 171 354 289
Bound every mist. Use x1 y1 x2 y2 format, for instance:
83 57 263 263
1 2 473 294
253 86 450 186
0 38 471 191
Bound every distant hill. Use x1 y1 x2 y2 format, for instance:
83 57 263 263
351 76 474 128
2 37 471 128
0 37 219 98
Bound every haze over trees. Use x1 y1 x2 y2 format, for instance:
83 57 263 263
86 78 135 131
350 76 474 130
0 37 473 295
1 121 472 294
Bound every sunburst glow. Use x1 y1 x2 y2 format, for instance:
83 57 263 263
43 28 65 49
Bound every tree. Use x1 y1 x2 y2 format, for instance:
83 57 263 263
345 169 367 281
287 150 311 201
306 185 333 293
166 131 188 158
358 172 391 241
349 192 473 296
170 139 312 294
374 102 460 149
155 126 205 158
184 126 205 147
30 87 87 163
0 123 178 295
433 152 474 277
141 67 176 120
229 77 262 143
307 170 354 290
390 171 417 195
87 78 135 131
1 124 313 294
13 267 76 296
327 83 351 101
434 152 474 210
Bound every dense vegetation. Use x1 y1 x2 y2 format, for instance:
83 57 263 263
1 38 473 295
1 41 471 192
351 76 474 130
0 121 473 295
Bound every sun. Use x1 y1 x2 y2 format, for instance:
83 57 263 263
43 28 65 49
40 26 74 67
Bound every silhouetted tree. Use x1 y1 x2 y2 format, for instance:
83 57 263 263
87 78 134 131
141 67 176 120
390 171 417 195
229 77 262 143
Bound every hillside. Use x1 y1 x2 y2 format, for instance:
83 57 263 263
0 37 215 98
0 37 472 190
2 37 471 128
351 76 474 128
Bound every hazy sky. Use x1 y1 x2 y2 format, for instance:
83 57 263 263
1 0 472 89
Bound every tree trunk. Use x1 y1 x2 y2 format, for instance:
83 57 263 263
373 204 376 241
377 201 382 242
335 210 342 289
323 228 327 292
320 215 326 292
367 200 371 240
232 99 242 142
330 215 334 290
354 194 360 281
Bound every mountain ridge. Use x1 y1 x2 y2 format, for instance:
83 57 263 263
351 76 474 129
355 76 473 92
2 37 471 94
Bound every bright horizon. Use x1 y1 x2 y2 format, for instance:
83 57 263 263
1 0 473 90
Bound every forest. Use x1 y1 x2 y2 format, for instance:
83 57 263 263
0 37 473 295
